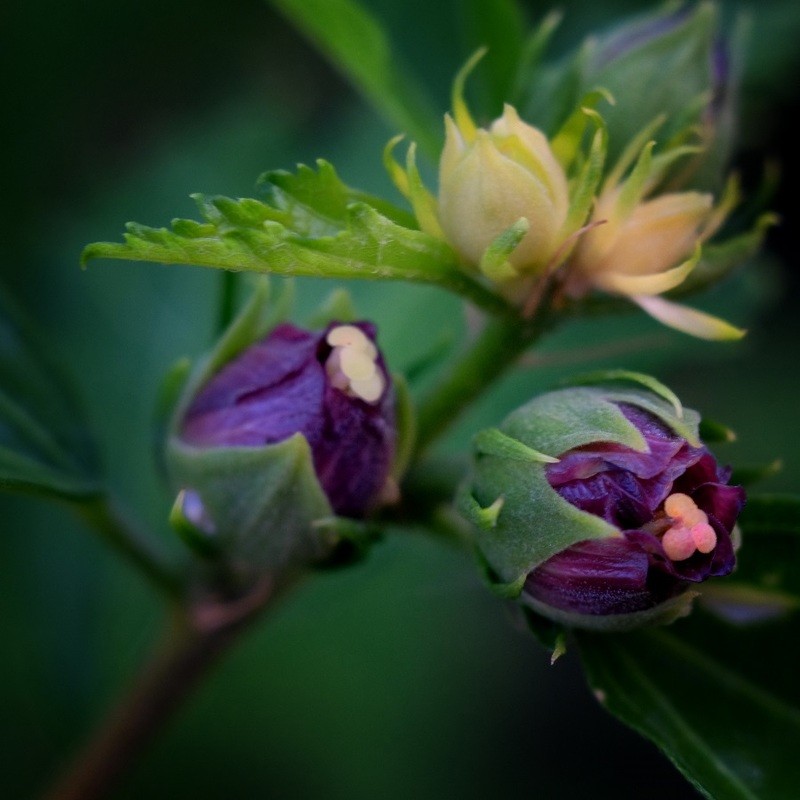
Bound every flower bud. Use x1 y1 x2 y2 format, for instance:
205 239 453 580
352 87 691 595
579 2 736 190
167 304 397 575
437 104 569 276
460 377 744 631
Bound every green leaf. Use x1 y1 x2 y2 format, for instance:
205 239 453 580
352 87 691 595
577 495 800 799
460 0 526 116
700 496 800 622
0 286 101 499
83 164 508 315
267 0 441 156
259 160 416 233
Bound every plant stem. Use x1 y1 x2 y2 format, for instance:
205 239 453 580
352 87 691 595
414 310 553 455
42 576 278 800
75 495 185 600
217 269 239 333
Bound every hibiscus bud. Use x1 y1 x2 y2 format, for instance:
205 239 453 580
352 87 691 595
460 377 744 631
438 104 569 277
167 309 396 575
581 2 736 189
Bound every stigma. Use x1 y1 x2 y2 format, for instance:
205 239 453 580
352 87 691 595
325 325 386 403
660 492 717 562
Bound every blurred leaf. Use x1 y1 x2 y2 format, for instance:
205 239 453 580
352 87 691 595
698 416 737 444
0 287 101 499
678 214 777 297
268 0 441 156
83 163 507 314
577 495 800 799
698 495 800 623
460 0 527 116
729 460 783 488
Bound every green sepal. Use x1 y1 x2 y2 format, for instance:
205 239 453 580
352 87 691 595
524 589 699 633
675 212 778 296
152 357 192 478
473 428 558 464
170 280 276 435
311 516 383 569
520 607 567 662
698 416 737 444
566 370 684 421
167 434 335 576
472 540 525 599
479 218 528 282
169 488 221 559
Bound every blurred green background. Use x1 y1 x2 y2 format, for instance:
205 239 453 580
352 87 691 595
3 1 800 797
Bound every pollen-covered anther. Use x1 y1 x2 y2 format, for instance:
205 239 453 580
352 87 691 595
325 325 385 403
661 492 717 561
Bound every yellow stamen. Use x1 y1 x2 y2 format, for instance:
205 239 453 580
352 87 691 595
691 522 717 554
664 493 694 518
325 325 385 404
662 526 696 561
660 491 717 561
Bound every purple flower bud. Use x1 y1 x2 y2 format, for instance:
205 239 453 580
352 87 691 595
179 321 396 518
461 379 745 630
526 404 743 618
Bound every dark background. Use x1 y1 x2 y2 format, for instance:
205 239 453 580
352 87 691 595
2 1 799 797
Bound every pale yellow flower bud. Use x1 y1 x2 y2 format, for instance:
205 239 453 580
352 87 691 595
437 105 569 275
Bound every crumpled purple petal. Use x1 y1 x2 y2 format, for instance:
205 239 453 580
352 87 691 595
546 404 704 529
181 322 395 518
524 537 681 616
531 402 743 617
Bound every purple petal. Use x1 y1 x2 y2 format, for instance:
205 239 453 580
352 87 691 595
180 321 395 517
524 536 686 616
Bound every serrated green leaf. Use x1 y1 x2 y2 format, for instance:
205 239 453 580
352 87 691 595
267 0 441 157
0 286 101 499
83 171 508 315
259 159 416 233
577 495 800 799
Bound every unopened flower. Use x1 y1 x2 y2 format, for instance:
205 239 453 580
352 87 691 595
180 321 395 518
436 104 569 275
577 1 738 189
385 51 604 293
460 377 744 630
166 300 398 575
